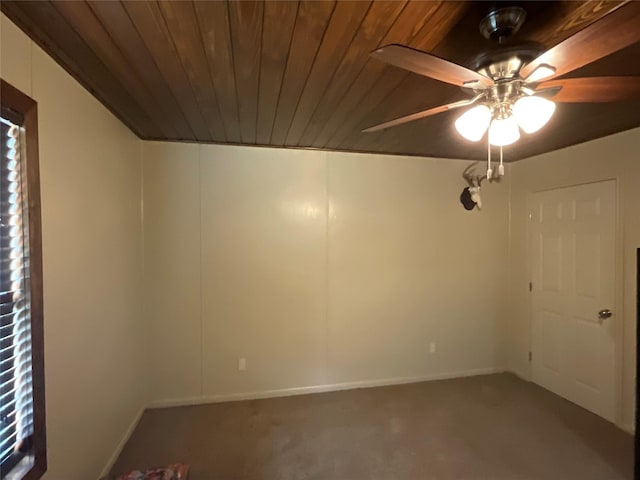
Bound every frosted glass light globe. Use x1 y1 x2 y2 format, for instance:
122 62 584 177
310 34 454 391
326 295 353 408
454 105 491 142
513 96 556 133
489 116 520 146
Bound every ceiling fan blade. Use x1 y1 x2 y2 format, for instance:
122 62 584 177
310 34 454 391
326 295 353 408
536 76 640 103
520 2 640 81
362 97 480 133
371 44 493 88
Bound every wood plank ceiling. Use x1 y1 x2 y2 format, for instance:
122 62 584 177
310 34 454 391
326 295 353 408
2 1 639 161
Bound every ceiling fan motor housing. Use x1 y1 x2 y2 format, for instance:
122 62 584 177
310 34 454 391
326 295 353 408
471 44 545 79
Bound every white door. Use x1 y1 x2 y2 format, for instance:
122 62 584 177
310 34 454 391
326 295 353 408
530 180 616 421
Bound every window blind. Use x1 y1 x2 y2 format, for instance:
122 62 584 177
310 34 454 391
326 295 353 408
0 115 34 474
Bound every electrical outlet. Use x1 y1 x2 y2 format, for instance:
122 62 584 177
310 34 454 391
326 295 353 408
238 357 247 371
429 342 436 354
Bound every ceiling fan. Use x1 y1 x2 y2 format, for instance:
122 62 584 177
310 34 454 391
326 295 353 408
363 3 640 149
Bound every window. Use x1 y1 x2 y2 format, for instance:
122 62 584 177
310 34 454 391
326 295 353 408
0 80 46 480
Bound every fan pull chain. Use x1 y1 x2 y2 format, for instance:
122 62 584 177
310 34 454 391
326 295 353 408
486 135 492 179
498 145 505 177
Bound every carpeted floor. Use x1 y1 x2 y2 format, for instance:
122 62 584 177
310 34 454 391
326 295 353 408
110 373 633 480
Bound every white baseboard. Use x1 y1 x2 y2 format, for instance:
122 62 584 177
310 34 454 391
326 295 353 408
149 367 505 409
99 405 146 479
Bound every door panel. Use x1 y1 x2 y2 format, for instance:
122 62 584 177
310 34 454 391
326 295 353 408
531 180 616 421
575 233 600 299
541 310 561 374
573 316 601 390
542 233 562 292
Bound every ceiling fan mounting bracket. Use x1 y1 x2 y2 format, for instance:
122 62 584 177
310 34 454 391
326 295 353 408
479 6 527 44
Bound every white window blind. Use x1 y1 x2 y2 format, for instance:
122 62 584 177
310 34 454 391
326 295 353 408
0 115 34 476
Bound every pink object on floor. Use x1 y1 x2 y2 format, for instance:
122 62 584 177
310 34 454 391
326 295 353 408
115 463 189 480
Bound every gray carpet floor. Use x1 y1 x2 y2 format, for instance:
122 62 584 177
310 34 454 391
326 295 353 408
110 373 633 480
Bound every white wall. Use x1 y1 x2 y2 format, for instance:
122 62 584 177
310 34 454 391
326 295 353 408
1 14 147 480
143 142 510 404
506 128 640 431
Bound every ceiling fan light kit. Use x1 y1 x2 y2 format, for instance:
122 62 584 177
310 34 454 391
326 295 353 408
454 93 557 145
488 115 520 147
454 105 491 142
513 96 556 134
453 49 560 146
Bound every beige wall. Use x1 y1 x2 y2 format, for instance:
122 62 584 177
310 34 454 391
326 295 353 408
506 128 640 431
143 142 510 404
1 14 147 480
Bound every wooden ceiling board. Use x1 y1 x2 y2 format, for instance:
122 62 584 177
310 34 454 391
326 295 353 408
324 1 469 150
194 0 242 143
269 0 335 146
256 1 298 145
157 0 226 142
86 0 195 140
227 1 264 144
121 0 212 141
2 1 159 139
52 0 175 139
297 0 414 147
283 0 373 146
2 0 639 161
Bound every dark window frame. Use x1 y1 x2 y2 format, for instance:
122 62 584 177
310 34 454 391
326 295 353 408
0 79 46 480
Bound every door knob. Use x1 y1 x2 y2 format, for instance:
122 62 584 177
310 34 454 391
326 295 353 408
598 309 612 321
